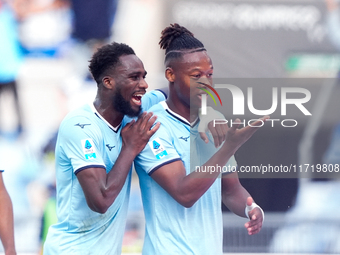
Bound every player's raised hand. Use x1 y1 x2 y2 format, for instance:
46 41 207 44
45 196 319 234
223 116 270 154
198 106 228 148
121 112 160 155
244 197 264 235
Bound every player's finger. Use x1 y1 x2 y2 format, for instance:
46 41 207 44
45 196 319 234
250 229 260 235
215 123 227 147
122 119 135 131
248 224 262 235
148 122 161 136
135 112 147 125
212 125 223 147
247 115 269 130
245 217 260 229
221 121 229 135
245 220 257 229
139 112 153 130
239 116 269 137
145 115 158 130
251 115 270 129
229 118 242 132
248 228 260 235
246 196 253 207
246 222 261 233
199 132 209 144
208 124 220 147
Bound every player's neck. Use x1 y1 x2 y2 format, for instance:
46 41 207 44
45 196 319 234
93 99 124 127
166 98 199 123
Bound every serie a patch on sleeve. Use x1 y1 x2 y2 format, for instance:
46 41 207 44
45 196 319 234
81 138 97 159
148 138 168 159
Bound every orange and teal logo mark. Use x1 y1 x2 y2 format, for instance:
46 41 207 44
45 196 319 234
197 82 222 106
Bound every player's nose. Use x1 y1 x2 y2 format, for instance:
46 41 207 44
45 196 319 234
198 77 212 87
138 76 148 89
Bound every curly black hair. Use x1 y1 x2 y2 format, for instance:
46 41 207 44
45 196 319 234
159 23 205 65
89 42 135 84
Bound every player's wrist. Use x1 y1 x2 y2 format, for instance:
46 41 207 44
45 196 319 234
245 202 264 222
220 141 238 156
4 247 16 255
120 145 140 159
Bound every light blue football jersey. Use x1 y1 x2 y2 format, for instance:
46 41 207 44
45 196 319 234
134 101 237 255
43 90 165 255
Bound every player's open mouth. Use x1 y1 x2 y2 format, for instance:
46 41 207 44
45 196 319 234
131 93 143 106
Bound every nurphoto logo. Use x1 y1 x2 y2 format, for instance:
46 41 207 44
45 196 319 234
199 83 312 128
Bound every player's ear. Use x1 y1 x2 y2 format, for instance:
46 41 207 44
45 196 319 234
102 76 115 89
165 67 175 83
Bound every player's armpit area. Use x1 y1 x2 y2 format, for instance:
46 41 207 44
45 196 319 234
76 167 114 214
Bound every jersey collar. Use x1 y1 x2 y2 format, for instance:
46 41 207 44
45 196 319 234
89 103 122 132
160 101 198 127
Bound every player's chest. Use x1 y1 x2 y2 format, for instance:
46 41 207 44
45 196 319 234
170 125 191 166
100 131 122 169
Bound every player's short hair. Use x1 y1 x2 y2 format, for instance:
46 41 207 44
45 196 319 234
159 23 205 66
89 42 135 84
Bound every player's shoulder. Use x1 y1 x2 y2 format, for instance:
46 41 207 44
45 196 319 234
145 89 167 100
147 100 165 113
141 89 167 111
59 104 95 130
147 101 172 123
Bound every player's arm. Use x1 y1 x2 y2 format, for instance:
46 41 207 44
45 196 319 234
77 112 160 214
0 172 16 255
221 173 264 235
150 117 268 208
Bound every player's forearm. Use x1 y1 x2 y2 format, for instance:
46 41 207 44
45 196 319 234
4 246 16 255
222 184 250 217
174 174 219 208
0 193 16 255
105 147 136 191
176 145 236 207
87 147 136 213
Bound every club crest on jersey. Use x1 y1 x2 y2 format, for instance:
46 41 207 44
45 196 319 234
148 138 168 159
81 138 97 159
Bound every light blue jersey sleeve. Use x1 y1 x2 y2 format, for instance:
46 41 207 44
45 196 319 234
142 90 167 111
58 115 106 174
135 125 181 175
